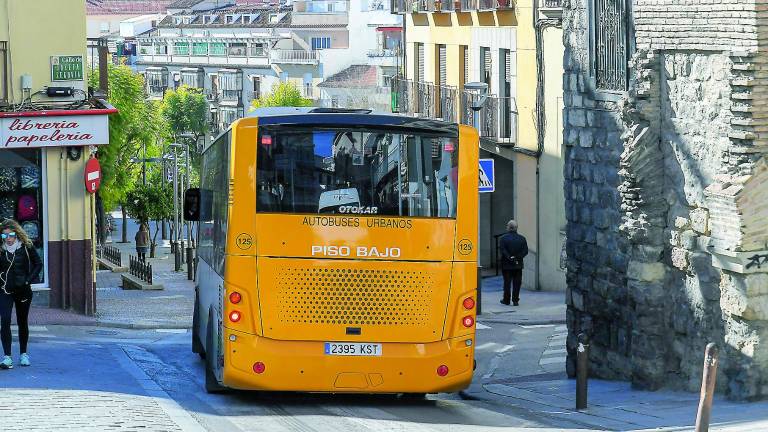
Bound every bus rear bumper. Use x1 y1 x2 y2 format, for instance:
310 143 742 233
222 329 475 393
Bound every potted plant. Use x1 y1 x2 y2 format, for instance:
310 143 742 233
497 0 510 7
434 0 442 10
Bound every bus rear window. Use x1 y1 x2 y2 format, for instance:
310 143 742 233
256 127 459 218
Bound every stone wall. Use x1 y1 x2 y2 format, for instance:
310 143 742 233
562 0 768 399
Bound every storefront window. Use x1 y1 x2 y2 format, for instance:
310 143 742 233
0 149 44 283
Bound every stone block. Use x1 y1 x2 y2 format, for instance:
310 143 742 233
675 217 690 230
569 109 587 127
627 261 666 282
721 273 768 320
121 273 164 291
579 129 594 148
690 208 710 234
672 247 691 270
680 230 698 249
670 230 681 247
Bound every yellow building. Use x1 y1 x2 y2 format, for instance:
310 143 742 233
392 0 565 290
0 0 114 314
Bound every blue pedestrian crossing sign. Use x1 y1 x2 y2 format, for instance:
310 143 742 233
479 159 495 193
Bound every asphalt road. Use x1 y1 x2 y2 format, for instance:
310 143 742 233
0 323 579 432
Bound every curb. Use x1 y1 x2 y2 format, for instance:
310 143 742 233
96 320 192 330
478 317 566 326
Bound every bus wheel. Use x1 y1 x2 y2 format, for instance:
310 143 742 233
192 289 205 359
400 393 426 400
205 312 225 394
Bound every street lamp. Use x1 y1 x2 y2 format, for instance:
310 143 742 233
464 82 488 315
168 142 183 271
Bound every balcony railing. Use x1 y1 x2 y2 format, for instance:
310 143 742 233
435 0 455 12
367 48 397 57
543 0 561 6
391 77 457 123
539 0 562 17
392 0 512 12
269 49 320 64
460 92 517 144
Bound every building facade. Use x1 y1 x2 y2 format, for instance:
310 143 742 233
0 0 114 315
563 0 768 399
392 0 565 290
133 0 401 135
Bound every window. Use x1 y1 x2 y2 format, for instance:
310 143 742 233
210 42 227 56
173 42 190 56
250 43 266 57
199 131 231 276
256 127 460 218
437 44 447 87
228 43 247 56
145 68 168 97
591 0 631 91
480 47 491 93
219 107 243 130
252 76 261 100
181 69 203 88
311 37 331 50
192 42 208 56
461 45 468 87
219 70 243 101
415 43 424 82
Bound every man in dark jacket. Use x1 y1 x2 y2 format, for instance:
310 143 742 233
499 219 528 306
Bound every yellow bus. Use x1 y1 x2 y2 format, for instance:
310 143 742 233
185 108 479 395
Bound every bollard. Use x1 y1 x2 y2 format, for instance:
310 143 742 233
576 333 590 410
186 247 194 280
174 246 181 272
695 343 719 432
180 240 186 264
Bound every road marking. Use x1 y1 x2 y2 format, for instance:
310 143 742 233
494 344 515 353
476 323 492 330
543 348 567 355
155 329 188 334
555 325 568 332
518 324 555 329
150 295 186 300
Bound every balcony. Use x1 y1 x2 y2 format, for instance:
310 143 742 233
293 0 348 13
434 0 455 12
539 0 562 18
460 92 517 144
269 49 320 64
391 77 457 124
392 0 514 12
367 48 397 58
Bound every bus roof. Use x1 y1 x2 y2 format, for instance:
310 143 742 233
247 107 458 134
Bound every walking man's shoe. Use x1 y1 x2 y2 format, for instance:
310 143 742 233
500 299 510 305
513 301 519 306
0 355 13 369
19 353 30 366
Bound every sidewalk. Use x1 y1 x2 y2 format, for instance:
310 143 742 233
480 374 768 431
95 240 195 329
478 276 566 325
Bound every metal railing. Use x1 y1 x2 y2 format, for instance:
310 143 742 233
460 92 517 144
435 0 455 11
459 0 477 10
367 48 397 57
391 77 458 123
129 255 153 285
103 245 122 267
543 0 561 7
269 49 320 64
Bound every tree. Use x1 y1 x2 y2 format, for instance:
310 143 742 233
123 178 173 257
89 64 160 243
160 85 208 173
250 81 313 110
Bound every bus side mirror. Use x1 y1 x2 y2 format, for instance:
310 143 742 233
184 188 201 221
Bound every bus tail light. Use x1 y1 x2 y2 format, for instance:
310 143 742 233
253 362 266 374
229 292 242 304
462 316 474 328
462 297 475 309
437 365 449 376
229 310 242 323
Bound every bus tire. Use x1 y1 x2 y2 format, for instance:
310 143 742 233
400 393 426 400
205 310 226 394
192 288 205 359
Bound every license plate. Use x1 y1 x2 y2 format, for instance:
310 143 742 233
324 342 382 356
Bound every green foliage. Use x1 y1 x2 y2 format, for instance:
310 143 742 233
124 181 173 228
250 81 313 110
160 86 208 182
89 65 160 210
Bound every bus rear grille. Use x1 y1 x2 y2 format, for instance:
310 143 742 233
276 267 435 326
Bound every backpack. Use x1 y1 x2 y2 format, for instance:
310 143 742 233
17 195 37 221
20 166 40 189
21 221 40 241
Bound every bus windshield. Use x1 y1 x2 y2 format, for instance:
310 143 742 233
256 126 459 218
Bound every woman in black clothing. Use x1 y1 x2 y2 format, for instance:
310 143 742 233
0 219 42 369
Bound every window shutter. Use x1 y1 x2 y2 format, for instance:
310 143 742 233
438 45 447 86
416 43 425 82
462 46 469 85
504 50 511 84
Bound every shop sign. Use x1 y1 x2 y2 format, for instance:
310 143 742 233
1 115 108 149
51 55 84 81
84 158 102 193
